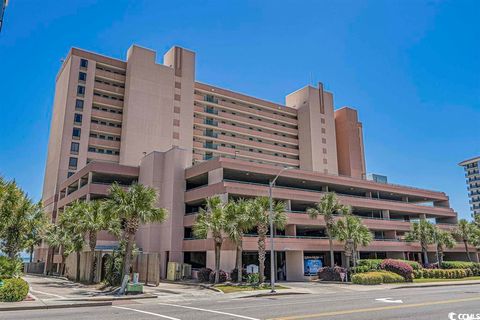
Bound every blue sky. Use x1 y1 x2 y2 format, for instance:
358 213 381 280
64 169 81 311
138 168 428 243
0 0 478 220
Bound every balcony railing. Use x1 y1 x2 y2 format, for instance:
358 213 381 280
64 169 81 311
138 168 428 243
204 107 218 115
204 119 218 126
204 130 218 138
203 142 218 150
222 179 442 208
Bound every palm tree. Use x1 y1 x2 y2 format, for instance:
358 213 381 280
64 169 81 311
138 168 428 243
307 192 348 267
71 200 120 283
433 227 456 266
335 211 372 268
105 183 168 282
193 196 227 284
24 201 47 263
248 197 287 284
224 199 253 282
45 224 72 276
58 205 86 281
454 219 475 262
405 219 435 265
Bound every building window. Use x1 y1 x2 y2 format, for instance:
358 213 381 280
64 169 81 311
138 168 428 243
321 128 326 134
67 171 75 178
322 138 327 144
70 142 80 154
323 148 327 154
77 85 85 96
321 118 325 124
80 59 88 69
72 127 81 139
74 113 83 124
78 72 87 82
69 157 78 169
75 99 84 110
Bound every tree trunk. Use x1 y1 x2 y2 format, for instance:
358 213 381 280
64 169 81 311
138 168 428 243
236 241 243 283
122 232 134 281
438 247 444 267
328 235 335 267
422 243 429 265
353 243 358 267
76 251 81 281
257 223 267 284
30 245 34 263
464 240 472 262
89 231 97 284
214 241 222 284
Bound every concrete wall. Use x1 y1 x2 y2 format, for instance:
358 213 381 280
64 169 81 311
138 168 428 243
137 147 190 278
335 107 366 179
286 251 304 281
286 84 338 174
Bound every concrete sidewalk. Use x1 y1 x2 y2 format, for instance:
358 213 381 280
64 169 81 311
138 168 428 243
0 275 155 312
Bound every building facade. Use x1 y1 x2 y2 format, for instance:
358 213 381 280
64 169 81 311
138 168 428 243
38 44 478 280
459 156 480 217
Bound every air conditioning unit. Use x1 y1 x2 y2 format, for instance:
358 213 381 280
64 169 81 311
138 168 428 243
167 262 182 281
182 263 192 279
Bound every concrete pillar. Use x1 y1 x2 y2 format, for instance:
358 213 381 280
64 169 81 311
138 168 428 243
322 186 329 192
285 199 292 211
419 214 427 220
365 191 372 198
285 225 296 236
208 168 223 185
286 251 304 281
402 196 409 202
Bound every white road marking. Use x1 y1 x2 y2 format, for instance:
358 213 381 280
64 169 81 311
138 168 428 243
29 288 66 299
158 302 260 320
375 297 403 303
112 306 181 320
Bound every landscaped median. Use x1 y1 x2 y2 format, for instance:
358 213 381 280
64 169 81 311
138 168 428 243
327 259 480 285
214 284 289 293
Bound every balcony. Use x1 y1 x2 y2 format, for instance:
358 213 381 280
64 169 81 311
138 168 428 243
204 130 218 138
203 142 218 150
204 119 218 126
204 107 218 115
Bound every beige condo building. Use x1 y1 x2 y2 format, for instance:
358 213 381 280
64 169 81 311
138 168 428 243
38 44 477 281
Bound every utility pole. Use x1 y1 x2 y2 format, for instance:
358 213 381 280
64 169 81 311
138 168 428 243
0 0 8 33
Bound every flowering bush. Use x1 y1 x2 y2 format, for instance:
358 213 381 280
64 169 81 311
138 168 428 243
423 262 439 269
317 267 347 281
380 259 414 282
197 268 212 282
208 270 227 283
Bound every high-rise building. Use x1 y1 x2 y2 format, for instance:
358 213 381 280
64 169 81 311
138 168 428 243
37 44 477 281
459 156 480 217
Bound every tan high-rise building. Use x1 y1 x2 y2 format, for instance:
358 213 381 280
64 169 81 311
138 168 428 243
38 45 476 281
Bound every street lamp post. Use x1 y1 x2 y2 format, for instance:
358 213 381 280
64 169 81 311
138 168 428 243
269 166 293 293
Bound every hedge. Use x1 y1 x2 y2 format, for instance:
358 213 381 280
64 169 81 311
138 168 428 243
380 259 414 282
356 259 421 273
441 261 480 275
414 268 472 279
352 271 404 285
0 278 29 302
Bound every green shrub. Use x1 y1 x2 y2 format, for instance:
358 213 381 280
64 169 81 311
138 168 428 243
417 268 470 279
351 265 372 274
441 261 480 276
247 273 260 285
357 259 383 270
413 269 424 279
0 278 29 302
352 271 404 285
0 257 23 279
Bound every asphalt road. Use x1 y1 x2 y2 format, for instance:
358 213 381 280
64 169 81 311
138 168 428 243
1 284 480 320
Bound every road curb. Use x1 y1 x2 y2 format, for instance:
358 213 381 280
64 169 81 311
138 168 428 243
0 301 112 312
392 281 480 289
60 293 158 302
237 291 309 298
